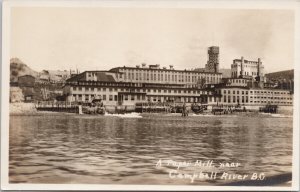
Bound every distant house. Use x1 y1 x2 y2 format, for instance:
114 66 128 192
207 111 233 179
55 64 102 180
18 75 35 87
17 75 36 102
22 87 36 102
37 74 50 84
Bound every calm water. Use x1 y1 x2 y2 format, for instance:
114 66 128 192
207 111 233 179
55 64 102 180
9 113 293 185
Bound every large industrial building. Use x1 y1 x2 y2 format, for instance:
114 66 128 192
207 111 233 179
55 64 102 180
62 46 293 109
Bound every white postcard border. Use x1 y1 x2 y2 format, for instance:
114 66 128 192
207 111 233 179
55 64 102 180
1 0 300 191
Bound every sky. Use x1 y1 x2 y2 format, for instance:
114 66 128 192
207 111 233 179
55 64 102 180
11 7 295 73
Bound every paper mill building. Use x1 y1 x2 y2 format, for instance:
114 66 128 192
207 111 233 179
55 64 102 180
62 46 293 108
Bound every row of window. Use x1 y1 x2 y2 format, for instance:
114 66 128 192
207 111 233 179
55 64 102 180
223 90 249 95
223 95 248 103
120 68 220 76
250 96 292 100
250 90 289 95
229 79 247 84
250 100 292 104
222 90 291 95
232 62 259 67
72 94 204 102
72 86 209 94
123 72 220 83
231 71 258 77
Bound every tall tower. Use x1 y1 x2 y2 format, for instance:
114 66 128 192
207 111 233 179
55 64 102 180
239 56 244 78
205 46 219 73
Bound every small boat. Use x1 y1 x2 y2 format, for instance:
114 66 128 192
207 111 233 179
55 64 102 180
191 103 207 114
259 104 278 114
82 99 105 115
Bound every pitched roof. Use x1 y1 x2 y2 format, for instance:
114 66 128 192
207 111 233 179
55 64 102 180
96 73 116 82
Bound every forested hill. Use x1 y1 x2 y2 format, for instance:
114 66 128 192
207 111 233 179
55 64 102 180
265 70 294 81
10 58 38 82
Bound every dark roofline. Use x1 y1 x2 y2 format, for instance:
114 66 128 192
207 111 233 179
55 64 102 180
217 86 250 90
109 67 222 75
18 74 35 78
85 70 122 74
222 77 251 80
233 59 259 63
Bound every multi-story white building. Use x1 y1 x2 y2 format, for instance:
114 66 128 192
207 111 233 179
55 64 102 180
62 46 293 109
108 64 222 87
214 87 293 106
63 70 215 106
231 57 264 81
214 56 293 107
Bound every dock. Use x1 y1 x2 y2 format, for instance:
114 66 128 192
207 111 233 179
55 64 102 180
36 101 80 113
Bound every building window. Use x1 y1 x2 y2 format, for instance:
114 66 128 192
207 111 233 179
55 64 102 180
103 95 106 101
109 95 113 101
124 95 128 100
131 95 135 100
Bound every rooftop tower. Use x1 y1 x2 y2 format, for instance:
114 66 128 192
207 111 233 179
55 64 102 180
205 46 220 73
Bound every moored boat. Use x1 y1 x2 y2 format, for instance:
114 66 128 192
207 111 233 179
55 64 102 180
82 99 106 115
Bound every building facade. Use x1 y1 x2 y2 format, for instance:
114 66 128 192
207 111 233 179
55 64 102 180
63 70 216 106
231 57 264 81
109 65 222 87
216 87 293 106
62 46 293 109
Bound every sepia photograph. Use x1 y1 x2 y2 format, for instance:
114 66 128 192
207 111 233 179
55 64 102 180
1 0 299 191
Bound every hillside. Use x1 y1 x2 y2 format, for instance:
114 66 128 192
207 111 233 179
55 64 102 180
265 70 294 81
10 58 38 82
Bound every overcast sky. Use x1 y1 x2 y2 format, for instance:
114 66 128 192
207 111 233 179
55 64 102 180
11 7 295 73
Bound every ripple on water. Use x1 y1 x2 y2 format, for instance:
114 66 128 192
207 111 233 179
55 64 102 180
9 114 293 185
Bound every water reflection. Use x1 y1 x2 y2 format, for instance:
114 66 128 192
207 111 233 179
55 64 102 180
9 114 292 185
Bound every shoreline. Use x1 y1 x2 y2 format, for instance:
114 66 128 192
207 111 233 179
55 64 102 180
9 102 293 116
9 110 293 119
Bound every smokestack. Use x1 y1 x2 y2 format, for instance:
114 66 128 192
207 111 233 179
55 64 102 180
257 58 261 77
256 58 262 83
240 56 244 77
